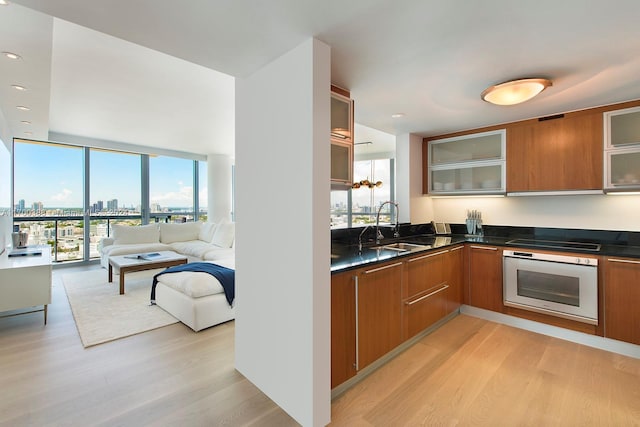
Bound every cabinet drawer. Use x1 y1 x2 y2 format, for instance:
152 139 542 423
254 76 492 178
406 250 447 297
405 283 449 339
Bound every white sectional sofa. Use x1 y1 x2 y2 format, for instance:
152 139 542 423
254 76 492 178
98 221 235 269
98 220 236 331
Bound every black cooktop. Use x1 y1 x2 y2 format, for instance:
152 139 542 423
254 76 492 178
506 238 601 252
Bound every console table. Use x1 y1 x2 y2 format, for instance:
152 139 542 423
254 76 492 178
0 245 52 324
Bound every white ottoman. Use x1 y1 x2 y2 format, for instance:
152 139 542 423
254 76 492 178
154 259 235 332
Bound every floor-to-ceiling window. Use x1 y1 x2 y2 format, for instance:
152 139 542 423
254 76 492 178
149 155 194 223
13 140 84 262
89 148 143 258
12 138 207 264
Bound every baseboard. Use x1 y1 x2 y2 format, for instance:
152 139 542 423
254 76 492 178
460 305 640 359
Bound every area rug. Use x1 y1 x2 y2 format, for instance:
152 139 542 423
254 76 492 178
62 269 179 348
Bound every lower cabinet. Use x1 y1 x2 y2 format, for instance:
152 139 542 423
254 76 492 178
330 270 357 388
331 246 465 389
466 244 503 312
604 257 640 345
357 261 404 370
445 245 464 314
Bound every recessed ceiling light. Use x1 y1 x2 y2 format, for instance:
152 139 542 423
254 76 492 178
12 84 27 91
2 51 21 60
21 120 31 125
391 113 405 118
16 105 30 111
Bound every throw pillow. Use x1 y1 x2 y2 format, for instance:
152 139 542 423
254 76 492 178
211 222 235 248
112 223 159 245
159 221 201 244
198 221 217 242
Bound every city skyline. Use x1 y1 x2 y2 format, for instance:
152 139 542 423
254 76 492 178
12 140 208 210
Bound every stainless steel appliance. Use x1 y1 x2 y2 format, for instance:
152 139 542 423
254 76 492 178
503 249 598 325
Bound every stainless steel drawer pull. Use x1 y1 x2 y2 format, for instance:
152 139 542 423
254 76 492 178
363 262 403 274
405 284 449 305
469 245 498 251
354 275 359 371
608 258 640 265
449 246 464 252
407 250 448 262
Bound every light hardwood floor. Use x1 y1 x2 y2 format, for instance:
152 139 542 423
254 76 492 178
0 265 298 427
330 315 640 426
2 266 640 426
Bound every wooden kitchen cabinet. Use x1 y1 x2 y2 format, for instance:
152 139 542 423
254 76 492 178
507 111 602 193
603 257 640 345
331 270 357 388
445 245 464 314
331 85 354 189
404 250 449 339
357 261 403 370
466 244 503 312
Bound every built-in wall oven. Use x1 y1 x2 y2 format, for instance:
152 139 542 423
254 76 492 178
503 250 598 325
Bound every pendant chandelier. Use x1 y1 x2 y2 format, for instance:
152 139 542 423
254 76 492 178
352 178 382 189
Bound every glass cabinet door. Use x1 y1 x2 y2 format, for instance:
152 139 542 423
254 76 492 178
331 141 352 183
431 164 503 193
607 149 640 189
331 93 353 141
606 106 640 148
427 129 506 194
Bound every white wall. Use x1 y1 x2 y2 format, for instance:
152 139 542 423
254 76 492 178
432 194 640 231
396 133 433 224
206 154 233 223
235 38 331 426
0 137 10 252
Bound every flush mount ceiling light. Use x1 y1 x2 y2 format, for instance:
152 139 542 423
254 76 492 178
481 78 552 106
2 51 21 60
21 120 31 125
16 105 30 111
12 84 27 91
391 113 405 118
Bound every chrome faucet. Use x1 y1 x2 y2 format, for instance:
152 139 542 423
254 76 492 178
375 201 399 244
358 225 371 252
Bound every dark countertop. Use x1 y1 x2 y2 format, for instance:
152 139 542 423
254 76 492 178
331 230 640 274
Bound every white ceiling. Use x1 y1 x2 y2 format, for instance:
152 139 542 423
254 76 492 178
3 0 640 156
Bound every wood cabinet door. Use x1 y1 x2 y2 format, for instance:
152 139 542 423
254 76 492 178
467 245 503 312
507 112 602 192
331 271 357 388
604 258 640 345
446 246 464 314
357 262 403 370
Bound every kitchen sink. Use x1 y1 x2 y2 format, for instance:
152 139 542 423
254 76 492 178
378 242 432 252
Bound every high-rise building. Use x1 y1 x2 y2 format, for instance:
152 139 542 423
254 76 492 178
18 199 25 211
32 201 43 213
107 199 118 212
96 200 104 212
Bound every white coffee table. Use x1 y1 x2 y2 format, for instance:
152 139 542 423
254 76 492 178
108 251 188 295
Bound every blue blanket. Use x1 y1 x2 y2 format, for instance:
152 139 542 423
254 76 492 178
151 262 235 306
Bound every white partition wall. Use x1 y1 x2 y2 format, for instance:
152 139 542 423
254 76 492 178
235 38 331 426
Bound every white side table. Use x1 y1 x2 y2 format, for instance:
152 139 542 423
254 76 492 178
0 245 52 324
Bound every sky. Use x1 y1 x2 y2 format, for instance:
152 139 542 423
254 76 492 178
12 141 207 209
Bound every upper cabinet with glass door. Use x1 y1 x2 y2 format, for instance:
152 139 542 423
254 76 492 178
426 129 506 195
604 105 640 192
331 86 354 189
